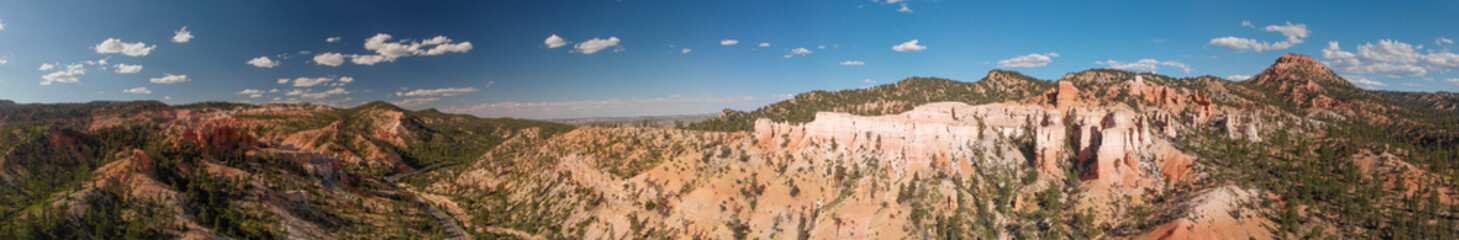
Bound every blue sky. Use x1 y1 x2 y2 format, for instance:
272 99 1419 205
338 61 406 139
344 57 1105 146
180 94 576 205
1 1 1457 119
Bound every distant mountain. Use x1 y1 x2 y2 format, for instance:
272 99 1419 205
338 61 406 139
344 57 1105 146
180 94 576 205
1376 90 1459 111
687 70 1055 131
3 54 1457 239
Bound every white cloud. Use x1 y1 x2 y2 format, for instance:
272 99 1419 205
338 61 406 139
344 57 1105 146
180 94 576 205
113 63 142 74
484 81 495 89
997 52 1059 68
40 64 85 85
247 56 281 68
350 54 392 65
123 86 151 93
1357 39 1421 63
123 87 151 94
545 34 568 48
285 87 349 99
172 26 193 43
326 37 341 43
291 77 332 87
95 38 156 57
1095 59 1192 74
397 87 478 97
1342 75 1387 89
574 36 621 54
238 89 264 98
1241 20 1253 28
758 42 770 47
1323 41 1432 77
38 63 55 71
1264 22 1309 40
891 39 926 52
897 3 913 13
681 48 692 54
313 52 345 66
784 48 812 58
1226 74 1252 81
840 60 865 66
392 97 440 107
149 74 189 84
278 76 351 87
1208 22 1306 52
1446 78 1459 87
0 18 5 31
1423 52 1459 71
1438 37 1454 45
721 39 739 46
323 34 475 65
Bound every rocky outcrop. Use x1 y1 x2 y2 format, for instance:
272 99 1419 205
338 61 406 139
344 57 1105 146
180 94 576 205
1135 186 1273 240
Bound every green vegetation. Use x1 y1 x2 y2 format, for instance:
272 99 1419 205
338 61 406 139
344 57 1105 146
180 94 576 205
688 72 1056 131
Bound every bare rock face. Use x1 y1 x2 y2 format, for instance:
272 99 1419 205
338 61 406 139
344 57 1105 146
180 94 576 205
755 101 1188 198
1135 186 1273 240
1050 81 1080 110
366 109 412 147
754 102 1056 178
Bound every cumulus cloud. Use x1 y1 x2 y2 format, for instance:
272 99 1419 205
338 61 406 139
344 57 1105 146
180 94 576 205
278 76 352 87
172 26 193 43
114 63 142 74
1321 40 1455 77
1447 78 1459 87
1208 22 1307 52
247 56 281 68
313 52 345 66
285 87 349 99
840 60 865 66
392 97 440 107
1095 59 1192 74
892 39 926 52
0 18 5 31
149 74 189 84
758 42 770 47
545 34 568 48
574 37 621 54
38 63 55 71
238 89 264 98
997 52 1059 68
397 87 478 97
721 39 739 46
1438 37 1454 45
316 34 476 65
350 54 391 65
897 3 913 12
1342 75 1388 89
326 37 341 43
40 64 86 85
95 38 157 56
784 48 812 58
1226 74 1252 81
681 48 692 54
123 87 151 94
